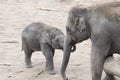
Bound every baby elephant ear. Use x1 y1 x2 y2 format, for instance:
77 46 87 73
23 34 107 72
47 32 55 39
46 32 55 45
77 16 86 32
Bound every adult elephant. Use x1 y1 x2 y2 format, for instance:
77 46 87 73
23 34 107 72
61 2 120 80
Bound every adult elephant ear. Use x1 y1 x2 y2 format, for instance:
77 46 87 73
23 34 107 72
75 16 86 32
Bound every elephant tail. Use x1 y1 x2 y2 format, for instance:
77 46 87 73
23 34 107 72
21 36 25 51
21 43 23 51
21 39 24 51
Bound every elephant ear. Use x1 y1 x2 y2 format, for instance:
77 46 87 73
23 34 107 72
48 32 55 39
75 16 86 32
46 32 55 44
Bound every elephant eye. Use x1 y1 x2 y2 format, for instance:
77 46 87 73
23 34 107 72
75 18 79 25
81 28 86 32
66 27 71 33
55 39 59 42
66 25 76 34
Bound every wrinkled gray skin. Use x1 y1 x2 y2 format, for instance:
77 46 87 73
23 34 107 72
61 2 120 80
22 22 75 75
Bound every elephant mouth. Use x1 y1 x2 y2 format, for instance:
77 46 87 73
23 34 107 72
71 43 76 52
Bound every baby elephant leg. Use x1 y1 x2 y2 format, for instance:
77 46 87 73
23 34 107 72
104 73 116 80
22 39 33 68
41 43 55 75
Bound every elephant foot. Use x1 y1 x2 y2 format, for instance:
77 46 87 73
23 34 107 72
104 75 116 80
64 77 68 80
62 75 69 80
26 64 33 68
45 69 56 75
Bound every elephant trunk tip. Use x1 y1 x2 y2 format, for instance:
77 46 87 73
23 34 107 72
71 44 76 52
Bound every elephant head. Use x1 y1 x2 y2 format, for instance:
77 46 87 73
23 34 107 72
48 30 76 52
61 7 90 80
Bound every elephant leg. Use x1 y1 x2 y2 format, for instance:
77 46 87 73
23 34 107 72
91 33 111 80
22 40 33 68
91 49 105 80
25 49 33 68
91 46 105 80
104 73 116 80
40 43 55 75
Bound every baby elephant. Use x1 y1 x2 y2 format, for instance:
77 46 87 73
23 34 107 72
22 22 66 75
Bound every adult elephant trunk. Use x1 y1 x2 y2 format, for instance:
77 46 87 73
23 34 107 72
71 44 76 52
61 35 73 80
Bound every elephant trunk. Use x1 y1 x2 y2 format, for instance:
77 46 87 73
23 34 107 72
71 44 76 52
61 36 73 80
